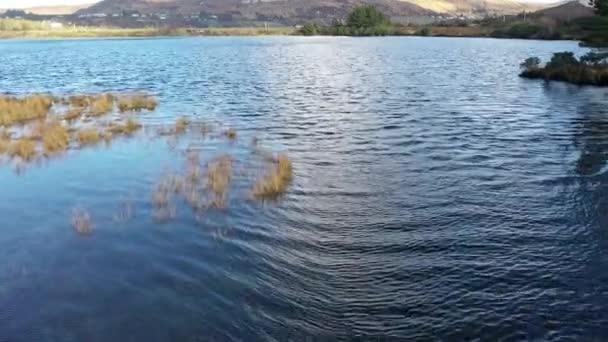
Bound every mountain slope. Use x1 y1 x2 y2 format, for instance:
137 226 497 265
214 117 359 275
25 4 94 15
402 0 546 15
78 0 433 20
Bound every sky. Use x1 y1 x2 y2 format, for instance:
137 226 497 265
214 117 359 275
0 0 560 8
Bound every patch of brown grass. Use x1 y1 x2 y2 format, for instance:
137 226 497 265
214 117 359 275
224 128 237 140
89 93 114 116
252 153 293 199
9 138 36 160
64 107 84 121
42 120 70 154
175 116 189 134
117 95 158 112
206 155 232 207
76 128 102 145
0 129 10 154
71 207 92 235
68 95 91 108
107 118 142 135
0 94 53 126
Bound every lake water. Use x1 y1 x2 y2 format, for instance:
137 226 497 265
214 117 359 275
1 36 607 340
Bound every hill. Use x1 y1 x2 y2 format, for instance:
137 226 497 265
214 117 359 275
403 0 545 15
25 4 95 15
532 1 595 21
76 0 436 24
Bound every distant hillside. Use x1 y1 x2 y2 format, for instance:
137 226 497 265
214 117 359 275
25 4 95 15
77 0 434 24
402 0 546 15
533 1 595 21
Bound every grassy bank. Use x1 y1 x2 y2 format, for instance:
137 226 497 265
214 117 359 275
0 19 295 39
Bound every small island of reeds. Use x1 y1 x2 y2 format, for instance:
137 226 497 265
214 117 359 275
519 51 608 86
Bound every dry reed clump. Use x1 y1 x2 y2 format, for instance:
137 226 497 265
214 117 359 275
64 107 84 121
71 207 92 235
206 155 232 208
158 117 189 136
107 118 142 135
76 128 103 145
89 94 114 116
252 153 293 198
114 200 135 222
151 180 177 222
175 117 189 134
224 128 237 140
9 138 36 160
42 121 70 154
117 95 158 112
0 129 10 154
68 95 91 108
0 94 53 126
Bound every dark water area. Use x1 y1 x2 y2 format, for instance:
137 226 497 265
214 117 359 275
1 36 608 341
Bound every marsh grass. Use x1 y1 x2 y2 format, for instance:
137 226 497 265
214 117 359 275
71 207 92 235
158 117 189 136
117 95 158 112
0 95 53 125
0 130 10 154
64 107 84 121
9 138 37 160
175 117 189 134
76 128 103 145
41 120 70 154
206 155 232 208
107 118 142 135
114 200 135 222
224 128 237 140
89 94 114 116
252 153 293 199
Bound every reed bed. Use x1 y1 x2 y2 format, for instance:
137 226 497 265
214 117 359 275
0 95 53 125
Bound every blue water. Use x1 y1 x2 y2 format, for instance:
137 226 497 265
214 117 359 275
1 36 608 340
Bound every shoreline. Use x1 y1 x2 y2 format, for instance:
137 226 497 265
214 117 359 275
0 29 583 42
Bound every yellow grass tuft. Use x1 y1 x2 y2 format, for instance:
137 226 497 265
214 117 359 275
252 153 293 198
9 138 36 160
76 128 102 145
42 120 70 154
68 95 91 108
89 93 114 116
224 128 237 140
0 129 10 154
117 95 158 112
175 116 189 134
207 155 232 207
64 107 84 121
0 94 53 126
107 118 142 135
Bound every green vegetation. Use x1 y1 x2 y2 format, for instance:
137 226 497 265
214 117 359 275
520 51 608 86
300 6 394 36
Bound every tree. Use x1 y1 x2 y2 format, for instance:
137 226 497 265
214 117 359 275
346 6 390 29
590 0 608 16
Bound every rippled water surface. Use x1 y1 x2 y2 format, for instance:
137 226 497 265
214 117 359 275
1 36 608 340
